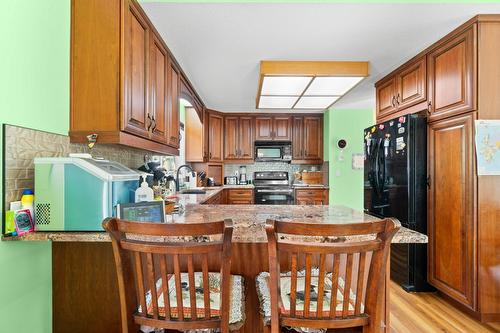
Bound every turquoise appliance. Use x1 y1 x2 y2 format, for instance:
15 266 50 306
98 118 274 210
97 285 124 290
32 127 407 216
34 155 139 231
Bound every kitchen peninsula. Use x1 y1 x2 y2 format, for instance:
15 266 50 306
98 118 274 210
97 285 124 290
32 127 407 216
7 190 427 333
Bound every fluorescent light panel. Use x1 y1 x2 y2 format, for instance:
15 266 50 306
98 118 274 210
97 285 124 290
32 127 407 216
304 76 364 96
294 96 340 109
261 76 312 95
259 96 299 109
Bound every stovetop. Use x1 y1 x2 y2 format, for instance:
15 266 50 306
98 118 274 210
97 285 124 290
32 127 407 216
253 171 290 187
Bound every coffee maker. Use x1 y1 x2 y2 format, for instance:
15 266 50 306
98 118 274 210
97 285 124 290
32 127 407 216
238 165 248 185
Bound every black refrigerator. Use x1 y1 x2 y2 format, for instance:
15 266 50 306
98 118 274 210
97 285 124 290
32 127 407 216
363 114 434 292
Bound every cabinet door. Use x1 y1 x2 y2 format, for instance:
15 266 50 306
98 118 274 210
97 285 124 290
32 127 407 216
292 117 304 159
375 77 397 119
428 26 476 121
208 113 223 162
167 61 180 148
397 56 427 110
238 116 254 159
273 116 292 140
149 34 168 143
303 116 323 161
428 112 476 310
255 117 273 141
224 116 239 160
123 0 150 138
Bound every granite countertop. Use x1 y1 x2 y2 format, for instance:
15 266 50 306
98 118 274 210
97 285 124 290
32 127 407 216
6 205 427 244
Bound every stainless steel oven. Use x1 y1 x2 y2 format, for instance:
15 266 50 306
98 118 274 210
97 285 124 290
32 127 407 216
254 141 292 162
253 171 294 205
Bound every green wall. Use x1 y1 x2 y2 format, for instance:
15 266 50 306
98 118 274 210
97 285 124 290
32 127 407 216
0 0 70 332
324 108 374 210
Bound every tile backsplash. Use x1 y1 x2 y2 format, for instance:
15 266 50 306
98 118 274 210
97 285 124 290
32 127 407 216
3 125 150 208
224 162 328 183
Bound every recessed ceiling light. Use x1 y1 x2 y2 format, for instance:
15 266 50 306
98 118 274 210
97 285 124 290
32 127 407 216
256 61 369 110
258 96 299 109
261 76 312 95
294 96 340 109
304 76 364 96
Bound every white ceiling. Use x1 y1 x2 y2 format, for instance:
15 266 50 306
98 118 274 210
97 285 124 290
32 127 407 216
141 2 500 113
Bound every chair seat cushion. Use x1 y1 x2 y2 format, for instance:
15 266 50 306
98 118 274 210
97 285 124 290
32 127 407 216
140 272 245 332
256 269 363 333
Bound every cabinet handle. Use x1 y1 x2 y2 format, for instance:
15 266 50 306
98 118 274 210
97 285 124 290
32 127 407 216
391 96 396 107
396 93 400 105
427 101 432 114
146 113 152 131
238 149 241 156
209 152 212 159
235 149 238 157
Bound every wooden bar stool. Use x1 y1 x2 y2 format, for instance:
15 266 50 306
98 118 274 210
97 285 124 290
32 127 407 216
256 218 399 333
103 218 245 333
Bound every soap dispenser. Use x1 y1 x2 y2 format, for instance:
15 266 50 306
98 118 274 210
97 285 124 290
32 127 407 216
135 174 154 202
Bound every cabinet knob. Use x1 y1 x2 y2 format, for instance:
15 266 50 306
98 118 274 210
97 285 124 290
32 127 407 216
391 96 396 107
396 93 400 105
146 113 152 131
427 101 432 114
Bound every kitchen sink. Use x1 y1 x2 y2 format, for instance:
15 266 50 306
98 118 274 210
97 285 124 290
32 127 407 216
179 189 206 194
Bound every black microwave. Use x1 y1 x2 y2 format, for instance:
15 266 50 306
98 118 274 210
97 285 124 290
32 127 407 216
254 141 292 162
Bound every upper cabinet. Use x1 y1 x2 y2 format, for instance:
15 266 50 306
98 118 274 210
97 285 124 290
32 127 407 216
149 33 169 144
375 56 426 121
255 116 291 141
427 25 477 122
70 0 203 155
292 115 323 163
224 116 254 161
207 111 223 162
167 61 181 148
123 0 151 139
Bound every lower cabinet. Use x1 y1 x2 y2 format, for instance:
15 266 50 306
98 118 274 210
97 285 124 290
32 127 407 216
295 188 329 205
427 112 477 310
202 190 224 204
226 189 254 205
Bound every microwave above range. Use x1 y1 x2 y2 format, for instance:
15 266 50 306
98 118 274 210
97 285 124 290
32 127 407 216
254 141 292 162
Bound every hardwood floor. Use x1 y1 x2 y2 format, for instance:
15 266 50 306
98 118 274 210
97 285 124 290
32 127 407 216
390 281 500 333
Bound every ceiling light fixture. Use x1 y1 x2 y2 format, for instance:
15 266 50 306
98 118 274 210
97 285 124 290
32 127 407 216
256 61 369 110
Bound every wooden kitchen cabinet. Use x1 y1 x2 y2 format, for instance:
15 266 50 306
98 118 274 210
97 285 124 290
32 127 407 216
295 188 329 205
376 77 398 119
122 0 150 139
70 0 202 155
207 111 223 162
149 33 169 144
226 189 254 204
167 61 181 148
427 25 477 121
427 112 477 310
375 56 426 121
255 116 291 141
224 116 254 161
292 116 323 163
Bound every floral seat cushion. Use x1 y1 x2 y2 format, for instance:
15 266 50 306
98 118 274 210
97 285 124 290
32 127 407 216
140 272 245 332
256 269 363 333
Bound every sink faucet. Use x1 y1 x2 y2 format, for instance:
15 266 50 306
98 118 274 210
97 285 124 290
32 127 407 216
176 164 195 191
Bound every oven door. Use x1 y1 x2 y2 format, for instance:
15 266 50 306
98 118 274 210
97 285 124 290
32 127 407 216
255 188 294 205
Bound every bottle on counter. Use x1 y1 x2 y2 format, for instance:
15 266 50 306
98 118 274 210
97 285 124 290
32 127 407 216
135 175 154 202
21 189 34 221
